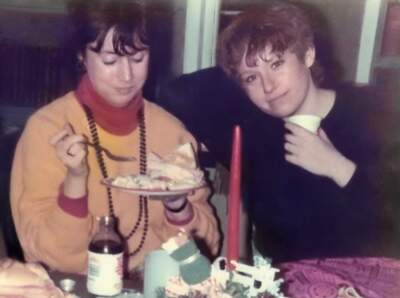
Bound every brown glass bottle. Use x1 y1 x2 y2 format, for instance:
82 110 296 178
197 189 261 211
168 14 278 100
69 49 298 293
87 215 123 296
89 239 123 254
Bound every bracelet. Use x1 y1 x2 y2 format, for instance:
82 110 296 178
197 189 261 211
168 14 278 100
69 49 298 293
165 198 189 213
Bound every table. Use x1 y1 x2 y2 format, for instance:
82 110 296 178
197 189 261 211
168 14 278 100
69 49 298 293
278 257 400 298
50 271 143 298
48 257 400 297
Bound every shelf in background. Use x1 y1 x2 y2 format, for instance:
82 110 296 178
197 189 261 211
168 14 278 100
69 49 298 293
371 1 400 74
372 67 400 113
374 56 400 68
0 0 66 14
380 2 400 57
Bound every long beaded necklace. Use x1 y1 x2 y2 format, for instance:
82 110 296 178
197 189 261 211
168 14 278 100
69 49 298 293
83 105 148 257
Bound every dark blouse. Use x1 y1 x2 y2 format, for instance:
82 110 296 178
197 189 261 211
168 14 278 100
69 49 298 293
247 85 386 262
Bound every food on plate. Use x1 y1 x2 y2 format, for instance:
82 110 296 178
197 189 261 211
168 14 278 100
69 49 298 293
111 143 204 191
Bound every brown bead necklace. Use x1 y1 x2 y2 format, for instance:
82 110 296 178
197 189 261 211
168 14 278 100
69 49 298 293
83 105 148 257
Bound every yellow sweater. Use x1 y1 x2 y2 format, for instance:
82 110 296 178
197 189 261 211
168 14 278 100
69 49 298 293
11 92 220 274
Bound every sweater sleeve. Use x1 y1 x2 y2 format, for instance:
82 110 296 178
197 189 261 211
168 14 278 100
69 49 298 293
11 113 93 274
332 133 381 228
172 137 220 257
163 185 220 256
153 124 221 258
332 86 400 246
58 187 88 218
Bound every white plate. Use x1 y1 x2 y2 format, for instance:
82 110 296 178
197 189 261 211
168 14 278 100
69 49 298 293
101 177 206 198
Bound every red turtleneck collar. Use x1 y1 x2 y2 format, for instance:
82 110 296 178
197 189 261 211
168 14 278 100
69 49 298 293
75 74 143 135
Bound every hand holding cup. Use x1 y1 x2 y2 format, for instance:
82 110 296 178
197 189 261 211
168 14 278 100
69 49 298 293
284 114 322 133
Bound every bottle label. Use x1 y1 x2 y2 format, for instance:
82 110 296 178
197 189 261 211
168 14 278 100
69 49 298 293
87 251 123 296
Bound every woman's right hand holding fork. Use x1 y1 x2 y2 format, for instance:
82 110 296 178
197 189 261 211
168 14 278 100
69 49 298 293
50 123 88 198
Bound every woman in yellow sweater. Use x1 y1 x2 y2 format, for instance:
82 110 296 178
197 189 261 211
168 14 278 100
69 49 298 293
10 0 219 274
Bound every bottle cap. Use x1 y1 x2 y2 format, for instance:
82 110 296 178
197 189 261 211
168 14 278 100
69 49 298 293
59 278 76 293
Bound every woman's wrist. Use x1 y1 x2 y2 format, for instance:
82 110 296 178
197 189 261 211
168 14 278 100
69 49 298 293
163 195 187 210
63 171 88 198
164 198 189 213
330 155 356 188
164 200 194 225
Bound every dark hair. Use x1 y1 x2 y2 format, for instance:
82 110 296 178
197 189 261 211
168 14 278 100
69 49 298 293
218 1 323 83
67 0 148 57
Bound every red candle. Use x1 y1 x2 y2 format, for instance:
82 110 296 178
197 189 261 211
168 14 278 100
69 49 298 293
227 125 242 269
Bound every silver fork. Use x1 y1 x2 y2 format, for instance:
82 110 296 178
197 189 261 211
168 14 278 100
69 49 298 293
86 141 137 162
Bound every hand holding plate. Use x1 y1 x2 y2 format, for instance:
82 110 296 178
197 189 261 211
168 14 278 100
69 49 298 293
162 195 188 212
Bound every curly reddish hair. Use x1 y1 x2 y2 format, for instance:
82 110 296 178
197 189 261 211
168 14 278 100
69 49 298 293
217 1 323 83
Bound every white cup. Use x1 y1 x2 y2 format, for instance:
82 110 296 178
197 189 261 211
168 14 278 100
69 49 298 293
285 114 322 133
143 250 179 298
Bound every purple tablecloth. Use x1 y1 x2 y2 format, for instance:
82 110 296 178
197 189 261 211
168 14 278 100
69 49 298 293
279 257 400 297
